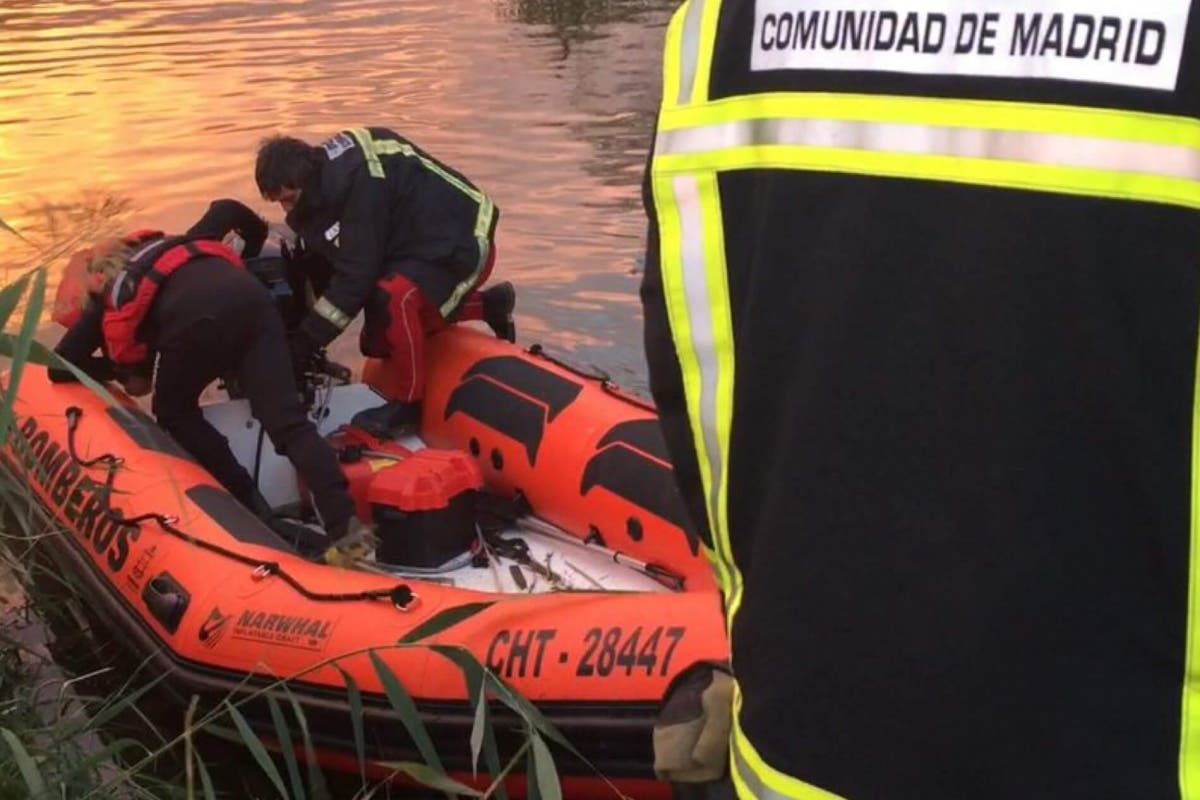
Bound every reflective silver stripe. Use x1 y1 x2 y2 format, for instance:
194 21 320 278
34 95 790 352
656 117 1200 181
732 743 798 800
108 271 130 310
129 239 162 263
676 0 706 106
673 175 724 534
313 296 352 329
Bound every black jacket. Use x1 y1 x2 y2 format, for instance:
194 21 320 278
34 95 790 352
50 199 268 383
285 127 498 348
641 2 1200 798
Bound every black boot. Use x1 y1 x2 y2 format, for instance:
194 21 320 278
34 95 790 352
350 401 421 439
482 282 516 343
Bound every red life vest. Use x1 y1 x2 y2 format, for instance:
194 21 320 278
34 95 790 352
101 229 244 365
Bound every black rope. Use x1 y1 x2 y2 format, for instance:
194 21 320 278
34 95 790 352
525 343 657 413
63 406 414 608
64 407 123 468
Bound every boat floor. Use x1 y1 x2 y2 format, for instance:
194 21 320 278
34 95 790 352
201 382 672 595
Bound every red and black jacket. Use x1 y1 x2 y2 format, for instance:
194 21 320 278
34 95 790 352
101 230 244 366
50 199 267 385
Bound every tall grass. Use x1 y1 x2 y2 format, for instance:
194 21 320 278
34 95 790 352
0 217 619 799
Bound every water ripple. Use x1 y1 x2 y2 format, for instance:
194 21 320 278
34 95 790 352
0 0 672 382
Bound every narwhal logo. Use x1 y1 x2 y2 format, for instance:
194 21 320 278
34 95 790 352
198 607 231 649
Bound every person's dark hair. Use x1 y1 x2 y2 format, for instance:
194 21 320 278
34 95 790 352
255 135 322 197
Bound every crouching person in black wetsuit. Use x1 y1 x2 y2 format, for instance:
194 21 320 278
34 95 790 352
49 198 377 566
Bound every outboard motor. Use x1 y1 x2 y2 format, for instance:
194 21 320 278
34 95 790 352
244 244 310 332
224 239 320 399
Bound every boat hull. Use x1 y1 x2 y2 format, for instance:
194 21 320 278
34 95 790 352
0 327 728 796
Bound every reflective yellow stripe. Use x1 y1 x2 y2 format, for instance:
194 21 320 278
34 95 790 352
650 167 743 632
345 131 497 317
351 128 493 209
658 0 743 640
659 93 1200 148
730 683 849 800
1183 328 1200 798
660 1 687 111
439 191 495 317
669 0 706 109
650 170 734 603
696 170 743 625
656 119 1200 181
655 145 1200 211
652 93 1200 210
690 0 721 106
313 296 352 330
371 138 486 202
349 128 384 178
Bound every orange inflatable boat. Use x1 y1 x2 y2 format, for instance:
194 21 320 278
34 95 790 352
0 310 728 796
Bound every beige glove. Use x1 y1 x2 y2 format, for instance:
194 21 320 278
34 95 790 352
653 662 734 784
323 517 380 567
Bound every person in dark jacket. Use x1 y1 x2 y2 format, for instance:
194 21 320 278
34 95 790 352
641 2 1200 798
50 198 375 565
254 127 516 438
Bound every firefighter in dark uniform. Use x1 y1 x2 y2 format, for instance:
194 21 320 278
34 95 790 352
51 199 374 564
641 1 1200 798
254 127 517 438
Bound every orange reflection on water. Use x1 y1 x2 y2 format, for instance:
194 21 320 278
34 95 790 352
0 0 673 376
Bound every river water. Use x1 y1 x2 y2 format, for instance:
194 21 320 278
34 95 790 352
0 0 676 390
0 1 677 794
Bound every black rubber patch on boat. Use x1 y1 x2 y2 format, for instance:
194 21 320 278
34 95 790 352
582 424 699 555
444 356 583 466
106 406 197 464
185 485 295 552
596 419 672 464
462 357 583 420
